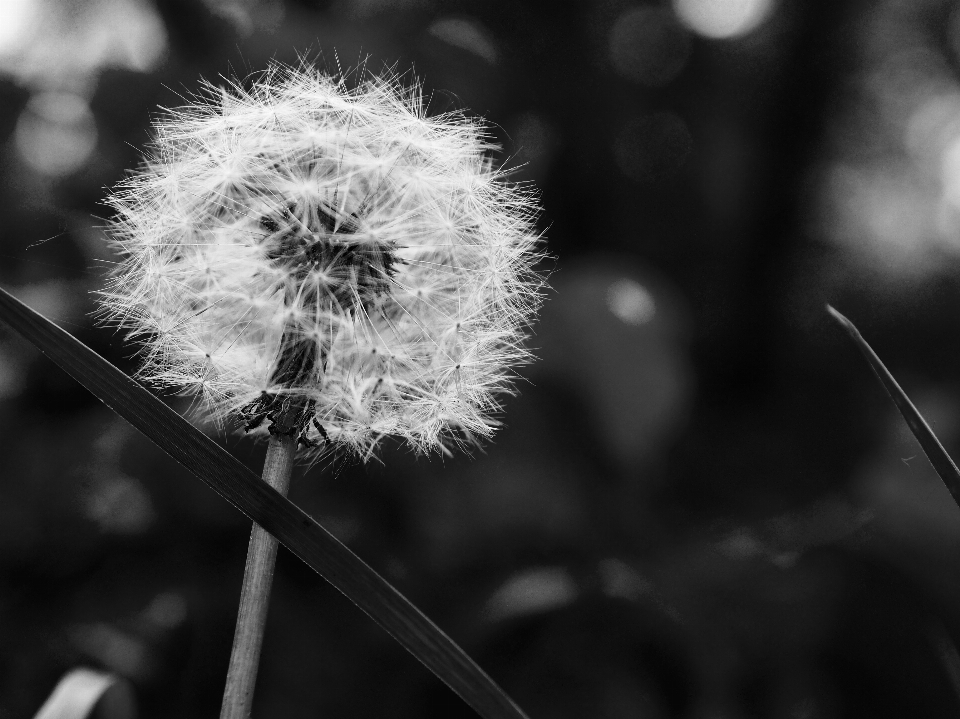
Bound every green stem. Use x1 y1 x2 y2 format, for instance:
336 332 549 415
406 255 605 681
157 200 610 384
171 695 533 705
219 432 297 719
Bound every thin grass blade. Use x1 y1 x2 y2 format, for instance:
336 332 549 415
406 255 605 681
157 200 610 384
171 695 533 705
0 285 529 719
827 304 960 511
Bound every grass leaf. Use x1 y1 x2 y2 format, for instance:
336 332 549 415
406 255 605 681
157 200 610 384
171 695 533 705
827 304 960 511
0 286 529 719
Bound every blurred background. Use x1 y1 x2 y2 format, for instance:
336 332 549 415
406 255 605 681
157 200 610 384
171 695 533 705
5 0 960 717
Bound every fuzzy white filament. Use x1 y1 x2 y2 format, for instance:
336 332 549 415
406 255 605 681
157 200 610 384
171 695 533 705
100 63 544 460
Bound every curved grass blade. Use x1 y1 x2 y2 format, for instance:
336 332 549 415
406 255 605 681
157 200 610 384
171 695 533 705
0 286 529 719
827 304 960 511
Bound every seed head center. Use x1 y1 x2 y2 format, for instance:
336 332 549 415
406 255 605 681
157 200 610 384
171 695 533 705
260 204 399 312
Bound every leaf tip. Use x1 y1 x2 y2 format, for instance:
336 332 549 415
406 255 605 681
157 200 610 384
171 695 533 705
826 303 860 339
825 303 845 324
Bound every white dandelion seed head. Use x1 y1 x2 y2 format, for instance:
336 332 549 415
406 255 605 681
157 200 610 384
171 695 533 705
99 61 545 460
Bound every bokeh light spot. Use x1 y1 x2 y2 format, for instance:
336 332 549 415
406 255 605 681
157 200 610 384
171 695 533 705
202 0 284 35
904 92 960 171
613 112 692 183
15 91 97 177
485 567 578 621
941 137 960 211
428 17 498 64
144 592 188 628
83 473 155 534
673 0 775 40
609 6 690 86
0 0 167 90
100 0 168 73
607 278 656 325
0 0 37 55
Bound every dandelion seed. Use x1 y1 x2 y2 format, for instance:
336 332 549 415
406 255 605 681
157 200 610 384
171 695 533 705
99 61 545 460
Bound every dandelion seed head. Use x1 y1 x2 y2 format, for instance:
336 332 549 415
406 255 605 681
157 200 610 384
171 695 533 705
100 61 545 460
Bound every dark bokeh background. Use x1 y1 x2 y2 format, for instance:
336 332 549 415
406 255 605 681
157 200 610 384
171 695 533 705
5 0 960 717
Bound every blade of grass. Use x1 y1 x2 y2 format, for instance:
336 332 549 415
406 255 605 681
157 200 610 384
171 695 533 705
827 304 960 511
0 285 529 719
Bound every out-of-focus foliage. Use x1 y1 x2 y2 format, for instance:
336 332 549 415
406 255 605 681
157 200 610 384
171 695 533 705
5 0 960 717
818 0 960 280
33 668 135 719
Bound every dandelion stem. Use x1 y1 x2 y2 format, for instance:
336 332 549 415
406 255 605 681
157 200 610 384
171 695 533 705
220 431 297 719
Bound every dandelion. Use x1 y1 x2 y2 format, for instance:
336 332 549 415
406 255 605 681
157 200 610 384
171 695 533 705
100 61 544 461
98 60 545 718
